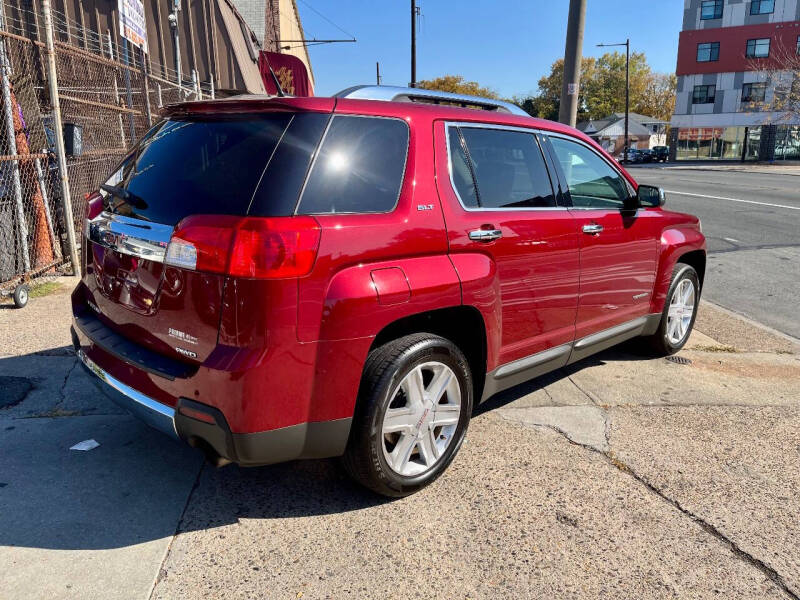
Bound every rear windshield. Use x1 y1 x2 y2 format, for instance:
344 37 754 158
104 113 327 225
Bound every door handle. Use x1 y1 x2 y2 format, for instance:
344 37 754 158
582 223 603 235
469 229 503 242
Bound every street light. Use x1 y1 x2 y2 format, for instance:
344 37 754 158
597 39 630 163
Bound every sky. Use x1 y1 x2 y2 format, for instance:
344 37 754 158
296 1 684 98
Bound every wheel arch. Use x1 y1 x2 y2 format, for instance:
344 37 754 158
368 305 488 404
676 249 706 290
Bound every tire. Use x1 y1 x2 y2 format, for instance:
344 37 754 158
342 333 473 497
13 284 29 308
643 264 699 355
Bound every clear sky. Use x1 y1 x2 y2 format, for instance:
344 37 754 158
297 0 684 98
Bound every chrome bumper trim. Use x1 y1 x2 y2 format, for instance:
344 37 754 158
77 349 178 439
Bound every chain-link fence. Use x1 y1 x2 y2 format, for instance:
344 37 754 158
0 0 210 296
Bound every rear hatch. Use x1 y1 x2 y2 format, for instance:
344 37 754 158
82 101 332 363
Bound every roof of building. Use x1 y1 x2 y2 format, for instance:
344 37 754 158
577 112 667 136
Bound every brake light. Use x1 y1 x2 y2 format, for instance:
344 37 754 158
85 191 104 221
165 215 321 279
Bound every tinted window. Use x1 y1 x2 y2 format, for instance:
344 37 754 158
297 115 409 214
457 127 556 209
249 113 330 216
447 127 479 208
692 84 716 104
746 38 770 58
697 42 720 62
700 0 722 19
750 0 774 14
108 114 292 225
549 137 630 209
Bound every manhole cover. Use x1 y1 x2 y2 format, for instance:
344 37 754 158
0 376 33 408
665 355 692 365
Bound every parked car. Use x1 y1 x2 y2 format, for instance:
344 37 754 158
72 86 705 497
652 146 670 162
616 148 644 163
638 149 655 163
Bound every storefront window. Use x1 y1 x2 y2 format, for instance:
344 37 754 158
745 127 761 161
775 125 800 160
675 127 748 160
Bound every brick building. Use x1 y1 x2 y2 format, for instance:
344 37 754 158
671 0 800 161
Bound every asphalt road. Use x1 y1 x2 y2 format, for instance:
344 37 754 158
629 166 800 339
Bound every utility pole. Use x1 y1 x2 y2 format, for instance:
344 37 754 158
558 0 587 127
410 0 417 86
376 61 381 85
598 39 631 162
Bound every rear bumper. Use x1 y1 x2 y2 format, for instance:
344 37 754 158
77 347 178 440
72 323 352 466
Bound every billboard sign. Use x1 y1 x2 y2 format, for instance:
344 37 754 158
118 0 148 54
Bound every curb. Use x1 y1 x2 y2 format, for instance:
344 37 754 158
700 299 800 348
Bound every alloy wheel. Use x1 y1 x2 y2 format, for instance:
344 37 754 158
381 361 462 477
667 278 696 345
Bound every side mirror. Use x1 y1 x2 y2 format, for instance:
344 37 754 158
637 184 665 207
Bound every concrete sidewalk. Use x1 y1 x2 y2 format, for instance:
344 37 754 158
1 279 799 599
628 162 800 176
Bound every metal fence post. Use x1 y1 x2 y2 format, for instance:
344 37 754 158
121 36 135 142
42 0 80 276
0 1 30 271
141 48 152 126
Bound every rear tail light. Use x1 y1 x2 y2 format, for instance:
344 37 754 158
84 191 103 228
165 215 321 279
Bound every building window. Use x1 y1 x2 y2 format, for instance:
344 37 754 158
697 42 720 62
750 0 775 14
797 35 800 55
700 0 723 19
745 38 770 58
742 82 767 103
692 85 716 104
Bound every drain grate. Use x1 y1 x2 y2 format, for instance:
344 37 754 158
665 355 692 365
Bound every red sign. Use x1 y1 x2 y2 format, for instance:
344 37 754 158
259 52 313 97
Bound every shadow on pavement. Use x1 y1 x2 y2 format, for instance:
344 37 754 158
0 341 652 551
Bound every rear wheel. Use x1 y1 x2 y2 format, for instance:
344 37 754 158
643 264 699 355
342 334 473 497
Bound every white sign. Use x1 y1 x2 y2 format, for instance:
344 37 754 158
567 83 578 95
118 0 148 54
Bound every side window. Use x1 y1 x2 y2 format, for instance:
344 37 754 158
447 127 479 208
297 115 409 214
549 137 630 209
453 127 555 209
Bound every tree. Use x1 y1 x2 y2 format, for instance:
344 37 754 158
416 75 498 99
744 41 800 123
513 57 596 121
516 52 676 122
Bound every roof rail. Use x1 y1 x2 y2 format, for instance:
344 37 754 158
334 85 529 117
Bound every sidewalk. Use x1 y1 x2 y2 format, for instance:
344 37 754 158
2 279 799 599
628 161 800 176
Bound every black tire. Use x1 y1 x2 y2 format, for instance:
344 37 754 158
13 284 29 308
342 333 473 497
643 263 700 355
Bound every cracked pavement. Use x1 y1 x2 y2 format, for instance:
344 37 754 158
2 279 799 599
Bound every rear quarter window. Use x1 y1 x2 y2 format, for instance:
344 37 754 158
296 115 409 215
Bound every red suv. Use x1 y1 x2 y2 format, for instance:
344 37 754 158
72 86 705 496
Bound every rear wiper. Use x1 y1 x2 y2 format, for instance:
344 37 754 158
100 184 148 211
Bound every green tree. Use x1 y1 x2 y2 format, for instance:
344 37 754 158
516 52 676 122
417 75 499 99
514 57 596 121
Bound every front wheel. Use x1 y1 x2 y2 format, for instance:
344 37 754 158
342 334 473 497
643 264 700 355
